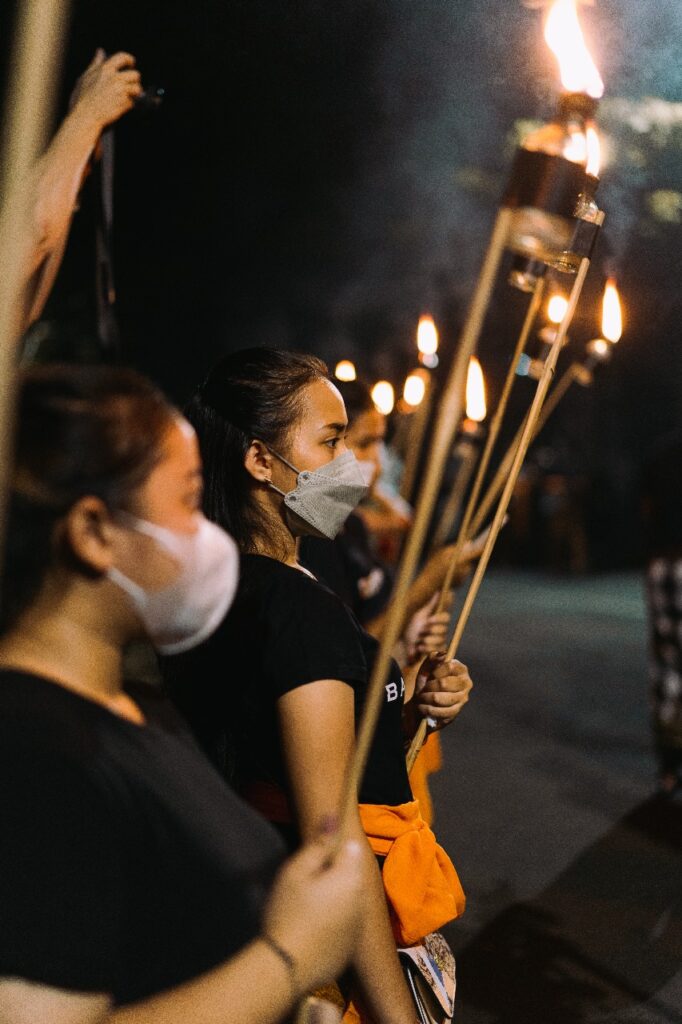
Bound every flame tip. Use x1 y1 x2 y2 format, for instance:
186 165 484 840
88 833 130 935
417 314 439 355
602 279 623 343
371 380 395 415
544 0 604 100
466 357 487 423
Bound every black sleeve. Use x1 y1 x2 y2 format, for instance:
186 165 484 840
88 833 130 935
0 746 124 993
262 572 368 698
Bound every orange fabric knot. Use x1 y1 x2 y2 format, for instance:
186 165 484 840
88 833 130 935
359 799 465 946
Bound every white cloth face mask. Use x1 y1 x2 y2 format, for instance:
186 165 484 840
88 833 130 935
107 512 239 654
268 449 370 540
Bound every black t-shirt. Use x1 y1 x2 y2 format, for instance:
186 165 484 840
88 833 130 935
300 512 393 626
0 670 284 1006
164 554 412 817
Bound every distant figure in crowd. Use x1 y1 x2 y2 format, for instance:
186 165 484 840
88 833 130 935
19 50 142 332
642 433 682 795
0 364 364 1024
164 349 472 1024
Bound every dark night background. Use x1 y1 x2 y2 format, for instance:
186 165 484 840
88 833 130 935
2 0 682 567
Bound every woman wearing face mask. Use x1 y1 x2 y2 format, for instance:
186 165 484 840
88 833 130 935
0 364 365 1024
299 378 486 827
164 348 473 1024
301 378 486 650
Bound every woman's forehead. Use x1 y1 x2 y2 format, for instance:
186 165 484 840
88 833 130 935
158 416 201 473
301 378 347 427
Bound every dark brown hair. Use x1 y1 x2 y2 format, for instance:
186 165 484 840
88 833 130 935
334 378 375 427
2 364 175 632
185 347 328 553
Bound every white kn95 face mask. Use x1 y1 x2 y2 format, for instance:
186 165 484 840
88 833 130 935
107 512 239 654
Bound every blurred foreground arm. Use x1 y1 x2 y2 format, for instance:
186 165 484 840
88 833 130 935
22 50 142 328
0 836 363 1024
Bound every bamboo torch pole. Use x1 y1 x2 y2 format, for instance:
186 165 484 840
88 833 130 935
399 376 434 504
433 275 547 608
467 358 583 541
0 0 72 566
467 283 622 541
407 253 596 771
338 208 513 828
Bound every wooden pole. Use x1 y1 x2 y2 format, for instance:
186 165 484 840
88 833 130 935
429 433 479 553
0 0 72 567
434 276 547 609
339 208 513 828
399 378 434 503
407 254 595 771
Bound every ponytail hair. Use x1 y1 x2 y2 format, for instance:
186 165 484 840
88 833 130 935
186 348 327 552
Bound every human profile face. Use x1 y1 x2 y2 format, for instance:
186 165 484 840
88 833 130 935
345 407 386 489
130 416 204 533
269 378 349 493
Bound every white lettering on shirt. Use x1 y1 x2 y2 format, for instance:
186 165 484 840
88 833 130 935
385 677 406 703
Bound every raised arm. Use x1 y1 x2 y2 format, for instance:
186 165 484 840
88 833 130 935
22 51 142 327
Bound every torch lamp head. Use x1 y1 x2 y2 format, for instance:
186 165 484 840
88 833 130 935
502 0 604 272
585 337 611 364
577 337 612 382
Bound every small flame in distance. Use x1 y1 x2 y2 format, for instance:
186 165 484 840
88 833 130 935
602 278 623 343
372 380 395 415
466 358 487 423
403 372 427 408
548 294 569 325
417 315 439 356
334 360 357 382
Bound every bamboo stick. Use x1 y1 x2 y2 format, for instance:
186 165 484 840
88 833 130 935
0 0 72 570
429 435 479 554
339 208 513 828
434 276 547 610
407 255 595 771
399 378 434 504
467 359 583 541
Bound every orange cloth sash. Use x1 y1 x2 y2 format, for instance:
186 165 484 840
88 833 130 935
359 799 465 947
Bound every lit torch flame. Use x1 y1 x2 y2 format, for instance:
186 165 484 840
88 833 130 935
403 371 427 408
334 359 356 382
602 278 623 343
544 0 604 99
465 357 487 423
585 124 601 177
548 293 569 325
371 380 395 416
416 315 439 355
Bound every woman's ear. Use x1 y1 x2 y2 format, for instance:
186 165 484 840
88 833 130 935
62 496 117 574
244 440 274 484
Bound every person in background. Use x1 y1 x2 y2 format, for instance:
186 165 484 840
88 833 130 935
19 50 142 332
301 377 485 823
164 348 473 1024
642 433 682 796
0 364 364 1024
